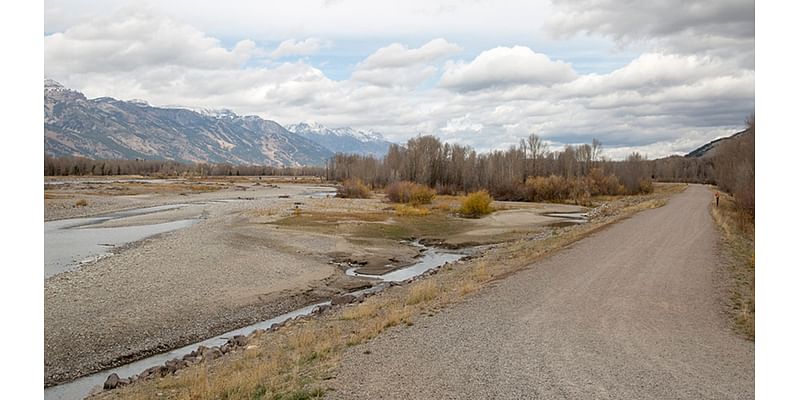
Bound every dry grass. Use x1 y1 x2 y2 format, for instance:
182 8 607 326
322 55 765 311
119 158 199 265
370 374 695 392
92 187 682 400
469 262 492 283
457 280 480 296
406 280 439 305
711 191 755 340
431 202 452 212
340 301 380 321
74 198 88 207
394 204 430 217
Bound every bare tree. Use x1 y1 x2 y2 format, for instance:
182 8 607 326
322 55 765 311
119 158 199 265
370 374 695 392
525 133 548 178
591 138 602 167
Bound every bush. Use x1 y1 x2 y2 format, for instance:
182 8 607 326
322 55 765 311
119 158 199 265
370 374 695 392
336 179 371 198
637 178 654 194
75 199 88 207
386 181 435 205
459 190 493 218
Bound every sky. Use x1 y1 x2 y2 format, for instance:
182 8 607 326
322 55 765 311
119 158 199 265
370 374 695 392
43 0 755 159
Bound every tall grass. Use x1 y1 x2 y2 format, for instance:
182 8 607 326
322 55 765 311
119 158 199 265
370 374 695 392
711 192 755 340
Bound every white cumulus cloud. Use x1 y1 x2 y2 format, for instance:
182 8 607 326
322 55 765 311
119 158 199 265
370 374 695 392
439 46 578 92
352 38 462 88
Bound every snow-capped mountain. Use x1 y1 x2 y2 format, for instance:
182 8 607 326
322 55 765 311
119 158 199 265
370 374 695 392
287 122 393 157
44 80 332 166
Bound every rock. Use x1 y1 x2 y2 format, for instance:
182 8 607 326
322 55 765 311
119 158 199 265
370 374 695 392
165 359 181 373
103 373 120 390
317 304 332 313
201 346 222 361
331 294 356 305
140 366 161 380
233 335 248 347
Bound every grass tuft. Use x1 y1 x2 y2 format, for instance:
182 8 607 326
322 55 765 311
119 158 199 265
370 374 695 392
406 280 439 305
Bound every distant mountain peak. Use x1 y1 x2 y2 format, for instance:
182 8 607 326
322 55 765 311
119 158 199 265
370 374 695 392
287 122 392 157
44 78 65 90
44 78 85 100
685 129 749 158
196 108 239 119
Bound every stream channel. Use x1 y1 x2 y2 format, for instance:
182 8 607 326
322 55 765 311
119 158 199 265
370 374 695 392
44 241 467 400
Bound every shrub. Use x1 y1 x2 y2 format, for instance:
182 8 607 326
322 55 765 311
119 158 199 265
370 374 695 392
459 190 493 218
637 178 654 194
75 199 88 207
336 179 371 198
525 175 572 202
386 181 435 205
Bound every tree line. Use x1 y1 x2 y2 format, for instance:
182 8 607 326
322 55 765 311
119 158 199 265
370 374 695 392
44 156 325 177
326 134 654 202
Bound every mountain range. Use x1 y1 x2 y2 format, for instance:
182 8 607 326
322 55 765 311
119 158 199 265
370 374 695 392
287 122 391 158
685 128 750 158
44 79 393 166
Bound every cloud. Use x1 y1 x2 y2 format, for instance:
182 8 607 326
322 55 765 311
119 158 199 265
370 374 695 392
352 38 461 87
545 0 754 66
44 6 258 77
357 38 461 69
439 46 578 92
44 6 754 160
270 38 330 59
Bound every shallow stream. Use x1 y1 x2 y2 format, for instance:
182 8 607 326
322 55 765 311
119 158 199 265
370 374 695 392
44 241 466 400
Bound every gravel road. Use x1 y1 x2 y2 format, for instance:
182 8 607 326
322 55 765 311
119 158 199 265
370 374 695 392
328 185 754 399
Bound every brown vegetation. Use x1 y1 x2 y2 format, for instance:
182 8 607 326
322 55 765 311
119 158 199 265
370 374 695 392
44 155 324 177
459 191 493 218
327 135 654 204
712 191 755 340
394 204 430 217
336 178 371 199
714 114 755 214
385 181 436 204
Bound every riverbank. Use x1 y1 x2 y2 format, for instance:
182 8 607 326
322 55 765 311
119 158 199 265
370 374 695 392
45 177 593 391
86 182 688 400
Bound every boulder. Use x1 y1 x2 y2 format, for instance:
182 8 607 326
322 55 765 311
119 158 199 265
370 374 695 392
103 373 120 390
233 335 248 347
331 294 356 305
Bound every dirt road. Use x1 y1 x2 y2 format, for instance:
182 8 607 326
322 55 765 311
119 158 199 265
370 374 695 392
329 185 754 399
